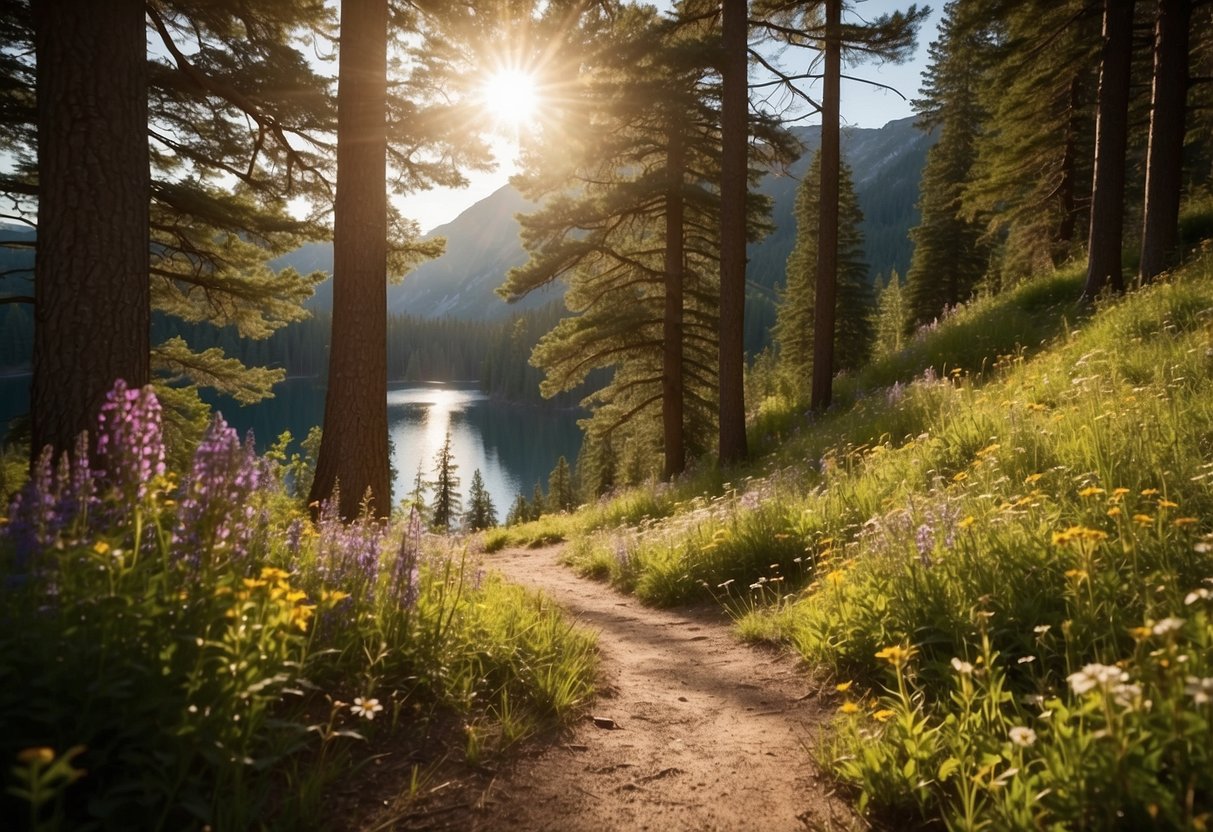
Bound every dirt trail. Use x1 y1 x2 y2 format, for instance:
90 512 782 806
446 544 851 831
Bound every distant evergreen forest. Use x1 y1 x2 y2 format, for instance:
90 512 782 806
0 299 592 409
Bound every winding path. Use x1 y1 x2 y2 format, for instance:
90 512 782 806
448 544 851 831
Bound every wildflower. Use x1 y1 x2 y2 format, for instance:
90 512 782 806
1185 588 1212 605
1008 727 1037 748
873 709 895 722
958 515 976 529
1033 625 1051 636
951 657 974 675
1068 664 1129 696
1111 487 1131 498
1185 677 1213 705
1140 488 1160 497
875 644 917 668
1078 486 1105 498
839 701 860 714
95 379 166 503
351 697 384 719
1052 526 1108 546
1173 517 1198 527
92 541 111 556
1107 507 1122 518
835 681 853 693
1024 473 1044 485
1133 514 1154 525
1151 617 1184 637
1158 500 1179 509
1130 626 1153 641
1065 568 1088 581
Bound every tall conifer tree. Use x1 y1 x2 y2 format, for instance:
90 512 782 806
775 150 873 382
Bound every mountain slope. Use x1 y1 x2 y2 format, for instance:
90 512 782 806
277 116 935 327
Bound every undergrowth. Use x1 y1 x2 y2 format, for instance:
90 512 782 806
0 383 596 831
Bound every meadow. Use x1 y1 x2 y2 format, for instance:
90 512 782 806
547 237 1213 828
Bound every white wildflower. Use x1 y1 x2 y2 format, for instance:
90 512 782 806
1008 726 1037 748
951 657 974 676
351 697 383 720
1151 617 1185 637
1068 663 1128 696
1185 588 1211 605
1185 677 1213 705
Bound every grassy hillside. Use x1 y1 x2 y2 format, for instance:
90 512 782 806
512 225 1213 827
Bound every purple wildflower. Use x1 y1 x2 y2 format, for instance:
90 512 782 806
915 523 934 567
173 415 263 572
389 506 423 611
95 379 165 504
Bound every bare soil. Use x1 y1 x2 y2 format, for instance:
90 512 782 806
343 544 853 831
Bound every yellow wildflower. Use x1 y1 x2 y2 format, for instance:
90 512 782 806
839 701 861 715
1133 514 1154 525
1024 473 1044 485
1141 488 1160 497
953 471 969 483
873 709 896 722
1112 488 1131 497
260 567 290 582
959 515 976 529
1173 517 1198 527
92 541 111 556
835 681 853 693
1107 507 1122 518
1064 568 1088 582
1158 500 1179 509
1078 486 1105 498
875 644 918 668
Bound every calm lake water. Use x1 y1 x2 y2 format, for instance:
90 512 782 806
0 375 584 517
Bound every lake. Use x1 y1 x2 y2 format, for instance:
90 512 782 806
0 375 584 518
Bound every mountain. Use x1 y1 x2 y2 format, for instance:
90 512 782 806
261 117 936 329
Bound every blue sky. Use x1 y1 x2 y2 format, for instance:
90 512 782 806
403 0 940 233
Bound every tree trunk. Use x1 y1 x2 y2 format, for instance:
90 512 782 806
309 0 391 520
810 0 841 411
1082 0 1135 300
718 0 748 465
663 124 686 481
1139 0 1191 282
31 0 149 462
1056 75 1082 248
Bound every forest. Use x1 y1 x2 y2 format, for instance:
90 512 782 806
2 0 1213 829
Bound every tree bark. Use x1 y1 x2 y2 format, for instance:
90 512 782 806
1082 0 1135 300
309 0 391 520
31 0 149 461
663 124 686 481
810 0 841 411
1139 0 1191 282
718 0 748 465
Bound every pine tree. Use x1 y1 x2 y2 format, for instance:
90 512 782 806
905 0 991 327
28 0 149 460
964 0 1100 280
429 430 461 532
404 460 429 524
464 469 498 531
530 481 546 521
547 456 576 513
506 493 530 526
1082 0 1136 300
873 270 909 357
775 150 873 385
310 0 391 519
755 0 927 410
1138 0 1192 282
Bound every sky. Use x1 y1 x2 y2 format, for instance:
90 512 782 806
401 0 941 234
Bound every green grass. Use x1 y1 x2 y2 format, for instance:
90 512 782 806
558 237 1213 828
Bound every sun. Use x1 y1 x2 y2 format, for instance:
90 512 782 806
482 68 541 129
